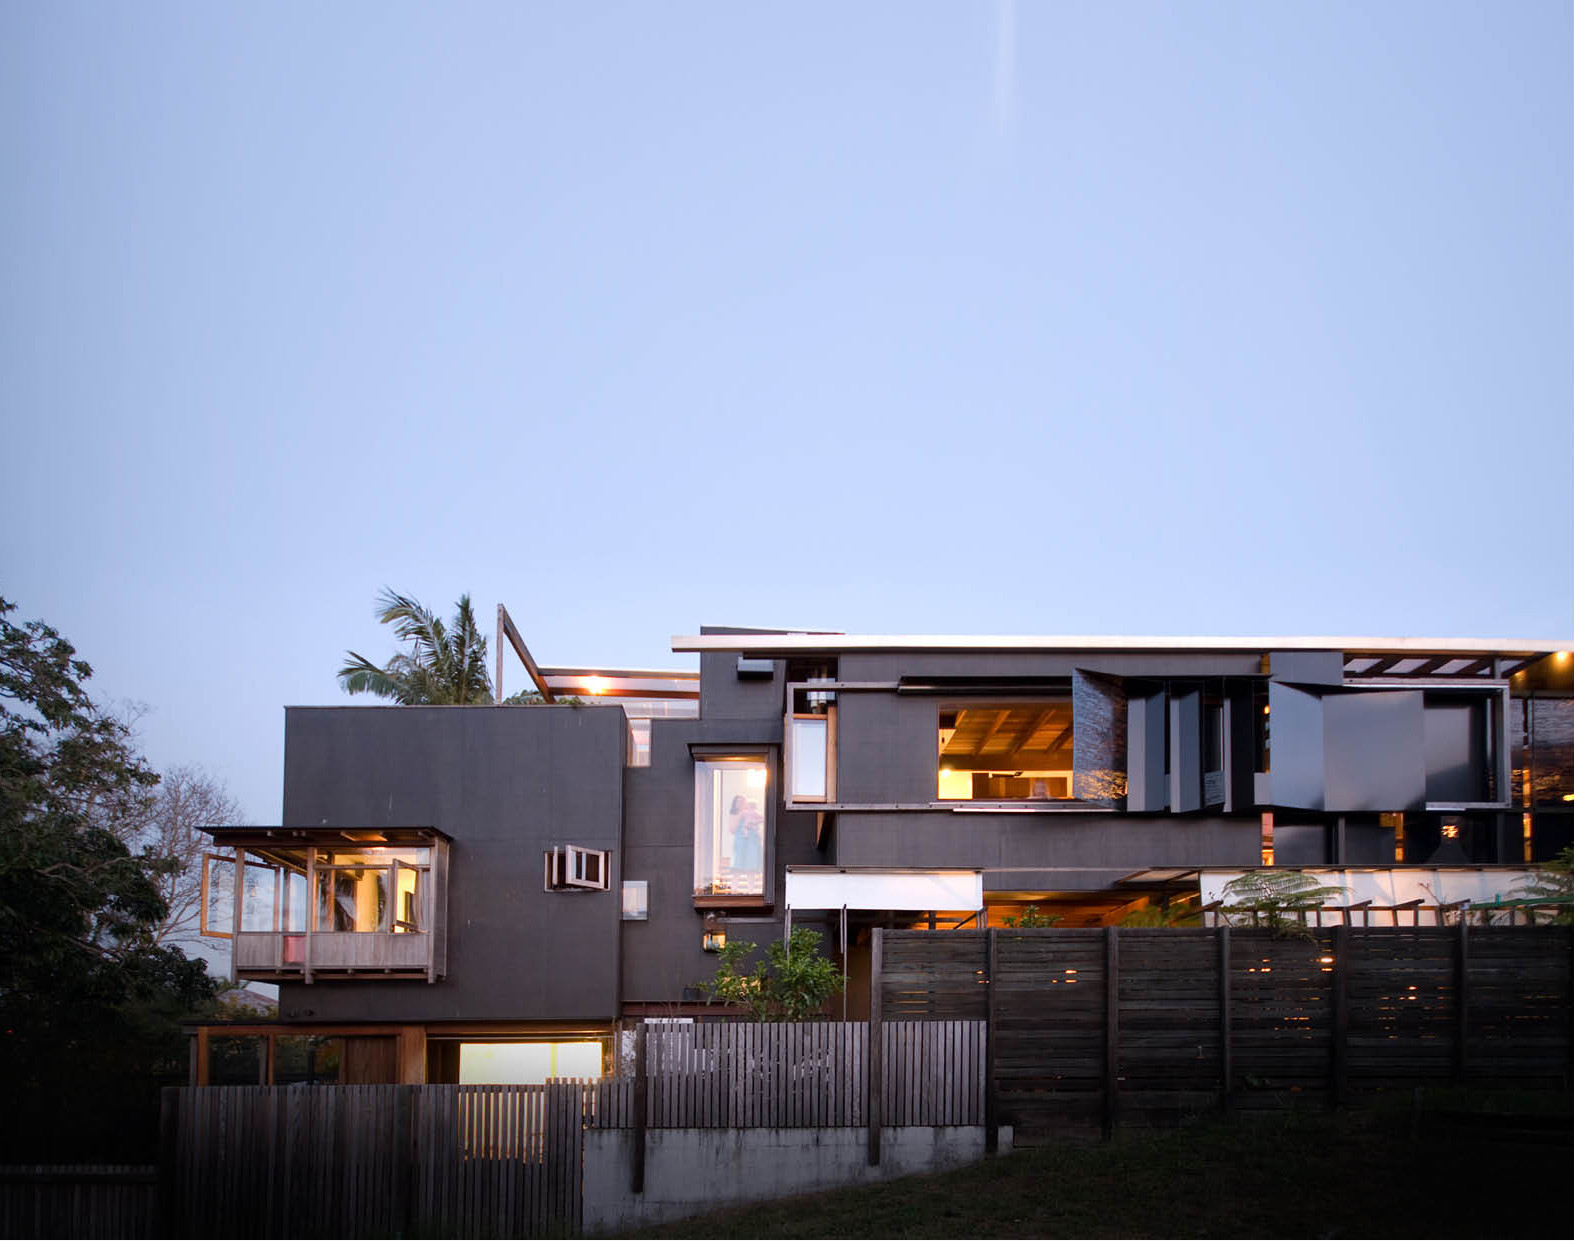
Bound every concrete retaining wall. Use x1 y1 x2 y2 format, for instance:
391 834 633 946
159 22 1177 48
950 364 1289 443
582 1125 1011 1235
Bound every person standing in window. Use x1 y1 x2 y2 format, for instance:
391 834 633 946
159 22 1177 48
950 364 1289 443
729 795 763 882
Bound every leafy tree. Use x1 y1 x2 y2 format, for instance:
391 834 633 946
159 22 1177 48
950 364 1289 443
116 764 244 947
1513 845 1574 925
0 597 218 1160
702 927 844 1021
1001 904 1061 928
338 589 493 704
1219 870 1346 939
1118 900 1202 928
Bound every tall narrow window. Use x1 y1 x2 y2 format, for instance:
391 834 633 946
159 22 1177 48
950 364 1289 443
694 758 768 898
790 716 829 800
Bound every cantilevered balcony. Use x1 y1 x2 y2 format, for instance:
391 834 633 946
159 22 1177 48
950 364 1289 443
202 826 450 984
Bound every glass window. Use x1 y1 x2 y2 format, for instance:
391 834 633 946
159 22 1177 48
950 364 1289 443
544 845 610 891
937 704 1074 800
241 861 278 933
1203 701 1224 772
790 716 828 800
1515 696 1574 806
621 879 649 920
627 718 652 767
694 759 768 897
201 854 236 936
315 866 390 932
207 845 430 936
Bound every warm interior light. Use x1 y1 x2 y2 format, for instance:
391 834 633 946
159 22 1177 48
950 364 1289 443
1563 794 1574 803
745 766 767 789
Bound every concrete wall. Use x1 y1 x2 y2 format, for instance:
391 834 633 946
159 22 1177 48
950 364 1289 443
582 1125 1012 1235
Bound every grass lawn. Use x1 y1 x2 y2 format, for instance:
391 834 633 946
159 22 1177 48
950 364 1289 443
623 1097 1572 1238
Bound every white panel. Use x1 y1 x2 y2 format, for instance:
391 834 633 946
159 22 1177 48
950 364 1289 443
1200 868 1543 921
785 869 983 911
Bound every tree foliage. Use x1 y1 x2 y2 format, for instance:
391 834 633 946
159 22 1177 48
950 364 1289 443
1219 870 1347 938
0 597 218 1160
1117 900 1202 928
114 764 244 947
1513 845 1574 924
338 589 493 704
702 927 844 1022
1001 904 1061 928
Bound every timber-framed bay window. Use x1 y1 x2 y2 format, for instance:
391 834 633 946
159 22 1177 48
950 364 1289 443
692 753 770 904
202 826 450 983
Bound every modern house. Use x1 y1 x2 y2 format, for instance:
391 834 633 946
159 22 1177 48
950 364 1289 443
195 628 1574 1085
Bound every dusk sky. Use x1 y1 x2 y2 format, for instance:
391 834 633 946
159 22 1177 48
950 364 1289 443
4 1 1570 824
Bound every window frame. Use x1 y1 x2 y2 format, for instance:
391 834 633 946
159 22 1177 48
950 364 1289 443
935 697 1078 804
691 749 775 907
783 681 838 806
544 844 612 892
200 828 450 985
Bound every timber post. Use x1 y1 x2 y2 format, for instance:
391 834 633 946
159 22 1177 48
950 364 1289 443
1103 926 1120 1139
632 1021 647 1194
1218 925 1233 1116
985 928 999 1154
868 928 883 1165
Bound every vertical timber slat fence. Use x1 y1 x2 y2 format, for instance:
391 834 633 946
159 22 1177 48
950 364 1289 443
165 1082 587 1239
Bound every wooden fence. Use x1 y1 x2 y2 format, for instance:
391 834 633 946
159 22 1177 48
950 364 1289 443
875 925 1574 1138
151 1023 984 1239
586 1020 983 1130
0 1166 156 1239
164 1083 585 1239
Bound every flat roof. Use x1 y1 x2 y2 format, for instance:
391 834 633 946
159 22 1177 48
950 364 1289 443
673 633 1571 657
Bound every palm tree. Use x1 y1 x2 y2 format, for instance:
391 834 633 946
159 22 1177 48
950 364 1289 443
338 590 493 704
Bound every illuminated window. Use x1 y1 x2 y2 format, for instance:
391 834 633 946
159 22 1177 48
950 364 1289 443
203 845 430 936
937 703 1074 800
694 758 768 897
627 718 651 767
459 1041 603 1084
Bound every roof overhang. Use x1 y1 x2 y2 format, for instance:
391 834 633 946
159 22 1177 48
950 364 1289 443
674 634 1570 657
205 825 452 848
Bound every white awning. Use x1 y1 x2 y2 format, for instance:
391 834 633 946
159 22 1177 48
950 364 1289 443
784 868 983 912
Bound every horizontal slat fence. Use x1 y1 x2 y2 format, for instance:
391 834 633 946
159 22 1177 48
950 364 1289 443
0 1166 156 1239
878 925 1574 1139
